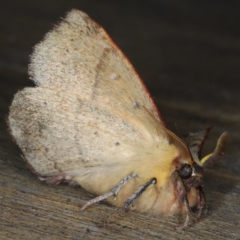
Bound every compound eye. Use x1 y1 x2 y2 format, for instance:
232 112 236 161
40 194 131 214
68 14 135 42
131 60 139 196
179 164 192 179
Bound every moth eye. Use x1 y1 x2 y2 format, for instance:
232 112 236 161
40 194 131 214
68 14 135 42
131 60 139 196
179 164 192 179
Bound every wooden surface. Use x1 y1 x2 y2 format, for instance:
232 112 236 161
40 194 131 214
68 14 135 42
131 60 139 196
1 0 240 239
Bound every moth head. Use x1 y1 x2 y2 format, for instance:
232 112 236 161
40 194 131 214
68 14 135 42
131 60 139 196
180 128 228 188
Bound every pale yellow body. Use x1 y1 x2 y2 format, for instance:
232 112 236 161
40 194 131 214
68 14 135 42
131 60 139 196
9 10 198 216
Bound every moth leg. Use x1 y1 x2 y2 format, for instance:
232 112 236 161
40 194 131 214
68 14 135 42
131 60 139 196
81 173 136 211
122 177 157 210
196 185 207 221
101 177 157 226
20 154 68 185
175 171 195 229
39 174 67 184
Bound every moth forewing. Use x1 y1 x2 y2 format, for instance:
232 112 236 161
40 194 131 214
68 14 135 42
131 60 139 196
29 10 162 124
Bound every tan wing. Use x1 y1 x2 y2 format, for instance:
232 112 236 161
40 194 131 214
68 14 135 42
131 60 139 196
9 87 168 177
9 9 171 179
29 9 163 125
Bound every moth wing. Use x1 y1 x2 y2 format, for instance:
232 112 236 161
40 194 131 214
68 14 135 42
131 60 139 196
9 87 167 179
29 9 163 125
9 9 174 188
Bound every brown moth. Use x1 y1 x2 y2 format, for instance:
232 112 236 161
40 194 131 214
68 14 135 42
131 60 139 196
8 9 228 228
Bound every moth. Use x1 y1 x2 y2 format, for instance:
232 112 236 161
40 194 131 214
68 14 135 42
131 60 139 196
8 9 228 228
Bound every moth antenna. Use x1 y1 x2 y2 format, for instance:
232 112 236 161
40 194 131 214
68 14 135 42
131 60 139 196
201 132 228 167
185 127 212 163
81 173 136 211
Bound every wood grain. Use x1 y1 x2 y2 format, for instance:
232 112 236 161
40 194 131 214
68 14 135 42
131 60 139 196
1 0 240 239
